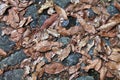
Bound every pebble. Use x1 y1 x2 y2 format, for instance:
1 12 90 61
57 37 70 46
53 0 71 8
76 76 94 80
87 9 96 19
88 69 99 80
107 5 119 16
0 36 15 52
62 52 82 66
3 69 24 80
38 15 49 27
24 5 38 28
0 50 27 69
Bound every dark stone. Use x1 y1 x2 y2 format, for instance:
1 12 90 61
0 50 27 69
87 9 96 19
102 38 110 46
107 5 119 16
76 76 94 80
62 52 82 66
57 37 70 46
61 19 69 27
0 22 6 28
53 0 71 8
88 69 100 80
38 15 49 27
3 69 24 80
61 16 77 29
0 36 15 52
24 4 38 28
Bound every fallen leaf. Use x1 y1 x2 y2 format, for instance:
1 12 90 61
45 62 67 74
68 63 80 74
76 14 96 34
54 4 68 19
47 28 60 37
99 66 107 80
58 44 71 61
0 3 9 15
0 48 7 56
40 14 58 30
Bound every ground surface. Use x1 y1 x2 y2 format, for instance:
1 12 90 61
0 0 120 80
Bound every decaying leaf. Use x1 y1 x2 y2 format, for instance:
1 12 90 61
58 44 71 61
99 66 107 80
78 36 89 51
0 3 9 15
0 48 7 56
68 63 80 74
47 28 60 37
38 0 53 14
45 62 67 74
98 14 120 31
76 14 96 34
40 14 58 30
54 4 68 19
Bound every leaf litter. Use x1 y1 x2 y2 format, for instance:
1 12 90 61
0 0 120 80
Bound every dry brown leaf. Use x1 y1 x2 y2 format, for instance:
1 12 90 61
82 59 99 71
58 45 71 61
68 63 80 74
108 51 120 62
78 36 89 51
114 0 120 11
98 14 120 31
19 18 27 27
95 59 102 71
77 15 96 34
54 4 68 19
106 71 114 78
0 69 3 75
38 0 53 14
99 66 107 80
10 30 22 42
0 3 9 15
40 14 58 30
0 48 7 56
45 52 55 62
47 28 60 37
69 72 79 80
44 62 67 74
34 41 62 52
98 29 117 37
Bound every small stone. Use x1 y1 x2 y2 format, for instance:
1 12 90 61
61 19 69 27
76 76 94 80
87 9 96 19
107 5 119 16
38 15 49 27
24 5 38 28
0 36 15 52
53 0 71 8
57 37 70 46
88 69 99 80
62 52 82 66
0 50 27 69
3 69 24 80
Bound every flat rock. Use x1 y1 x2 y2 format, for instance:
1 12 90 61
0 50 27 69
76 76 94 80
3 69 24 80
0 36 15 52
62 52 82 66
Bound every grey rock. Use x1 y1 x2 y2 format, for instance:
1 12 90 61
3 69 24 80
0 36 15 52
53 0 71 8
107 5 119 16
38 15 49 27
57 37 70 46
87 9 96 19
0 50 27 69
62 53 82 66
76 76 94 80
24 4 38 28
